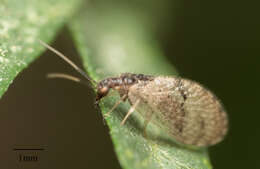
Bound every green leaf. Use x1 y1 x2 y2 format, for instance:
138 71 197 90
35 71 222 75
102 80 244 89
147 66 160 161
69 4 212 169
0 0 82 98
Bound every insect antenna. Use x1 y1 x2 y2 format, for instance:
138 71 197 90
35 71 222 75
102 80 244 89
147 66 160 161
46 73 93 88
38 40 97 86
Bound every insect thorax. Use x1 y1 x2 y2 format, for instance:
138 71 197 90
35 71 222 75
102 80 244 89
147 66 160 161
96 73 154 102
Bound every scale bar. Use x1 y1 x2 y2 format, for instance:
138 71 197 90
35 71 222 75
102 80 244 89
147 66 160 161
13 148 45 151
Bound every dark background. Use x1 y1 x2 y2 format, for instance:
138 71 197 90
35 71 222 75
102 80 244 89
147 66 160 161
0 0 259 169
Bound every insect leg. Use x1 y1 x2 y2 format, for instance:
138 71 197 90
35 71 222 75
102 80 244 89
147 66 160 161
104 94 127 118
120 99 140 126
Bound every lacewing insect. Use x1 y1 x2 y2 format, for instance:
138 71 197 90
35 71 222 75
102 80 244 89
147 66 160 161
39 40 228 147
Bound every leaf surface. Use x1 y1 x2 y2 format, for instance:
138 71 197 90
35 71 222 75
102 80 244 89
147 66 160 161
69 4 212 169
0 0 81 98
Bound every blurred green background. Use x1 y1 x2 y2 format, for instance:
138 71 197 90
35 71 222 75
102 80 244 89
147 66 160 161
0 0 259 169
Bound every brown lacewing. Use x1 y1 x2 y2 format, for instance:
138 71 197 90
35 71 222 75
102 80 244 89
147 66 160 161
39 40 228 147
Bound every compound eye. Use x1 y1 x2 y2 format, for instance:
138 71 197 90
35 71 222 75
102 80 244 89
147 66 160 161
96 86 110 103
100 87 108 93
100 86 109 94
